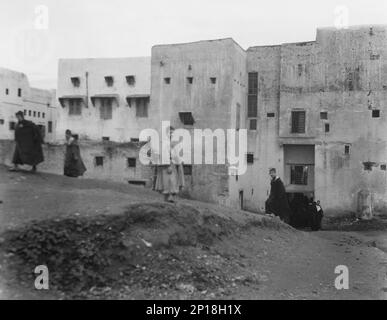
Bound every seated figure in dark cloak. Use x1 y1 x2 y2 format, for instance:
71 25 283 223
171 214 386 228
9 111 44 172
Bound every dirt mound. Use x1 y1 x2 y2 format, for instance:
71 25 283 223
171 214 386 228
0 202 288 299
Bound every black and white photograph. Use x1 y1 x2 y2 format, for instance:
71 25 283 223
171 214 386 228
0 0 386 306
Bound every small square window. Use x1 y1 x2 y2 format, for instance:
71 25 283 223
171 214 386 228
179 112 195 125
71 77 80 87
183 165 192 175
249 119 257 130
210 77 217 84
381 164 387 171
0 119 4 125
344 145 350 155
95 156 104 167
247 153 254 164
127 158 136 168
363 162 374 171
320 112 328 120
105 76 114 87
325 123 330 133
130 138 140 142
9 121 16 130
102 137 110 141
372 110 380 118
267 113 275 118
187 77 193 84
126 75 136 86
164 77 171 84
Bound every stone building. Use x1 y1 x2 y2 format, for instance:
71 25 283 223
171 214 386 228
151 25 387 217
151 38 246 204
56 57 158 143
0 67 57 142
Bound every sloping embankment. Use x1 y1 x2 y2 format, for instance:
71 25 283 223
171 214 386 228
0 202 294 299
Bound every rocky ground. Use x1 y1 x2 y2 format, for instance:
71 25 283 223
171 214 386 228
0 164 386 300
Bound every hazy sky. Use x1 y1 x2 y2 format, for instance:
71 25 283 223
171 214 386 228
0 0 386 89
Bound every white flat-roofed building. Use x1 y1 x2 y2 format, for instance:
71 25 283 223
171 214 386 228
56 57 157 142
0 67 57 142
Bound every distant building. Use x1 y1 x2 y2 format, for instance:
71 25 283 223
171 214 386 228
0 68 57 142
151 25 387 216
56 57 158 142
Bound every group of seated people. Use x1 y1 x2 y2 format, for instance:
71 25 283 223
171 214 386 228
288 194 324 231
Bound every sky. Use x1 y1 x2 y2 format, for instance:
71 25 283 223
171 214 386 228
0 0 387 89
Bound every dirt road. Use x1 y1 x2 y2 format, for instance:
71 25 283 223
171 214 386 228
0 165 386 300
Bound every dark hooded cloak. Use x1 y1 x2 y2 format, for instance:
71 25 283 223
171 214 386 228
265 177 291 223
64 138 86 178
12 120 44 166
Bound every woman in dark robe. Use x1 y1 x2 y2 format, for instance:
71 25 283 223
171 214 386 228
10 111 44 172
265 168 291 224
64 130 86 178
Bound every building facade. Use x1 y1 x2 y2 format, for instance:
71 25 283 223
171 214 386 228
0 68 57 142
56 57 158 143
151 25 387 217
151 38 246 204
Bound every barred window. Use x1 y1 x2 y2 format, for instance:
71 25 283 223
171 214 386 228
290 165 308 185
135 98 149 118
248 72 258 118
69 99 82 115
100 98 113 120
291 111 306 133
248 72 258 95
247 95 258 118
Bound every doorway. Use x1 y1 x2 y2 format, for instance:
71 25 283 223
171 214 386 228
284 145 315 228
239 190 244 210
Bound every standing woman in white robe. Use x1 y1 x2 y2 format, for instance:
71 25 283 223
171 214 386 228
155 126 185 202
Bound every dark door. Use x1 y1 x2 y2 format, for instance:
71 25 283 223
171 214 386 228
239 190 244 210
